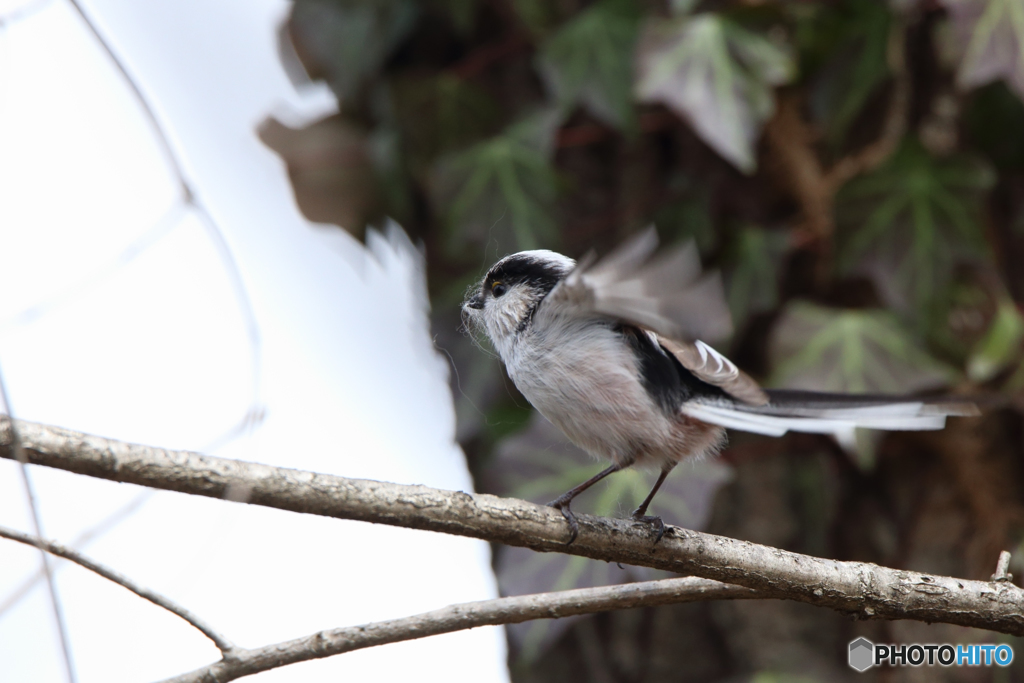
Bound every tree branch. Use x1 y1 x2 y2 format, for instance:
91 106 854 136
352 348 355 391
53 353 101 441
0 523 236 654
764 21 909 243
3 418 1024 638
161 577 756 683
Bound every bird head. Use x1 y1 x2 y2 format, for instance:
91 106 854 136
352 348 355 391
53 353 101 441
462 250 575 358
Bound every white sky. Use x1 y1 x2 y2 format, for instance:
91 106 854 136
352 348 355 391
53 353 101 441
0 0 508 681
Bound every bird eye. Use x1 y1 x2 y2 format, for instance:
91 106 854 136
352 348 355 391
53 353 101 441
492 282 508 298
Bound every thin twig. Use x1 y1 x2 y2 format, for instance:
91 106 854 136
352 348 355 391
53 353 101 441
822 19 909 193
0 409 266 618
65 0 265 418
0 523 236 654
0 490 153 618
3 417 1022 638
0 371 77 683
160 577 758 683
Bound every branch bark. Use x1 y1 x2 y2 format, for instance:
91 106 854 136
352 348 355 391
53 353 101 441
161 577 755 683
3 418 1024 640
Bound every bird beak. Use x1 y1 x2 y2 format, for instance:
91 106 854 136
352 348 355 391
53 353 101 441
465 293 484 311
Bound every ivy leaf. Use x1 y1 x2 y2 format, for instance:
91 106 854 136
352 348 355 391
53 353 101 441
536 0 641 130
800 0 892 149
636 13 795 173
289 0 418 102
835 139 994 323
769 302 958 393
487 415 733 661
723 225 789 330
431 110 561 253
967 297 1024 382
941 0 1024 100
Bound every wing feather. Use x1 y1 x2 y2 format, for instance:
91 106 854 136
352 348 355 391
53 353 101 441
659 337 769 406
541 227 766 405
545 227 734 344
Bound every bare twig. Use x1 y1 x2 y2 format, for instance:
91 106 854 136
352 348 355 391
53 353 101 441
161 577 757 683
65 0 265 413
993 551 1013 582
448 32 529 80
0 373 77 683
0 404 265 618
0 490 153 618
0 523 236 654
822 20 909 193
765 21 909 243
3 418 1023 638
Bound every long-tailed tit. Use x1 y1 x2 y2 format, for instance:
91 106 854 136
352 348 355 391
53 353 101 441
462 228 977 543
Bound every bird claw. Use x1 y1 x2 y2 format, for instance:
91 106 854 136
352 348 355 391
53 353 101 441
548 499 579 545
631 511 666 544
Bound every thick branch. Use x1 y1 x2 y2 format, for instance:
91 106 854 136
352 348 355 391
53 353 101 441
161 577 755 683
0 524 236 654
3 419 1024 636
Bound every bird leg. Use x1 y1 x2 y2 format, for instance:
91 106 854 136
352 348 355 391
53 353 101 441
631 467 672 544
548 463 622 545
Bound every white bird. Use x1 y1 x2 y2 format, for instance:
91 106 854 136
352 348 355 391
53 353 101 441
462 228 978 543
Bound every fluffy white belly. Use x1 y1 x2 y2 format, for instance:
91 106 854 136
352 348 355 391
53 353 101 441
506 320 676 467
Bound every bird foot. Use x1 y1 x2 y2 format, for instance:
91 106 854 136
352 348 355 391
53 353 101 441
630 510 666 544
548 498 579 545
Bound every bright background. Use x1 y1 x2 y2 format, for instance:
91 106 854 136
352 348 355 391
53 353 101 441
0 0 508 680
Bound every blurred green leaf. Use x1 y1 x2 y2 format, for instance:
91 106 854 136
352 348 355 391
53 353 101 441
927 277 994 364
967 297 1024 382
801 0 891 149
965 81 1024 170
636 13 795 173
431 110 561 252
511 0 562 38
836 139 994 324
434 0 478 34
653 177 718 254
769 302 958 393
290 0 418 102
941 0 1024 101
390 73 501 166
724 225 789 329
489 415 733 661
536 0 641 130
670 0 698 16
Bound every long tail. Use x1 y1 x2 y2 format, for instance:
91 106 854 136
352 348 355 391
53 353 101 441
682 390 979 444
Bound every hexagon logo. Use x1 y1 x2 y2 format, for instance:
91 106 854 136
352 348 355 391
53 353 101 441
849 637 874 672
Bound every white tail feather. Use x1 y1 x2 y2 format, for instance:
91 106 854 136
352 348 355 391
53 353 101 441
681 402 949 440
